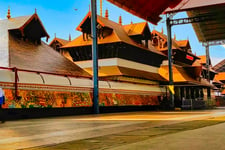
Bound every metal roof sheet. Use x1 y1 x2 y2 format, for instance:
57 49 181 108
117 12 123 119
106 0 182 25
165 0 225 13
165 0 225 42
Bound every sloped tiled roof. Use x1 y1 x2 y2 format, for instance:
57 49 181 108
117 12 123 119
159 65 212 87
222 89 225 95
213 59 225 72
9 33 90 77
198 55 212 66
6 15 32 30
84 65 166 81
63 13 163 56
213 78 223 85
0 13 90 77
215 72 225 81
152 29 181 50
198 55 206 64
176 40 189 47
2 14 49 39
159 65 195 83
192 60 202 67
49 37 70 46
123 22 148 36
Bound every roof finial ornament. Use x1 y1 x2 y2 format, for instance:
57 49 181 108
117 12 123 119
105 9 109 19
35 8 37 14
131 20 133 24
89 4 91 12
54 33 56 38
174 33 176 40
7 6 11 19
100 0 103 16
69 34 71 41
161 27 163 34
119 15 122 25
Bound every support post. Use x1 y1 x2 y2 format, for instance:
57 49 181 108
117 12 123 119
91 0 99 114
166 17 174 109
205 44 210 82
205 44 211 102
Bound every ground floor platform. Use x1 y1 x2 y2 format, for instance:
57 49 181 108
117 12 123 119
1 108 225 150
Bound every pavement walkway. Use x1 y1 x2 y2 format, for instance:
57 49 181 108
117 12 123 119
0 108 225 150
109 121 225 150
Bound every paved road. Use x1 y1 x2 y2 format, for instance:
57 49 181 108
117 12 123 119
0 108 225 150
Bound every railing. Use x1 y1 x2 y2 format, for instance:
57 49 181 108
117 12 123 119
0 66 91 100
182 98 206 109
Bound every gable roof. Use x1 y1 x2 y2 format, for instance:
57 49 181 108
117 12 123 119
123 22 148 36
152 29 181 50
176 40 189 47
2 13 49 40
198 55 212 65
215 72 225 81
49 37 70 47
198 55 207 64
152 30 200 60
63 13 164 56
213 59 225 72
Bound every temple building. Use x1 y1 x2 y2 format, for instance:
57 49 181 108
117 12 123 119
198 55 217 81
0 10 167 110
52 10 215 109
60 11 167 84
213 59 225 96
49 35 71 53
213 59 225 72
0 9 89 77
151 29 215 108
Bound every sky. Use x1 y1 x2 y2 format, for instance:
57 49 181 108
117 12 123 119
0 0 224 66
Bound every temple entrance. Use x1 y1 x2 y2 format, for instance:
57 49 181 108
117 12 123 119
174 86 207 109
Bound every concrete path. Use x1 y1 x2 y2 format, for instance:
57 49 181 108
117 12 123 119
0 108 225 150
109 121 225 150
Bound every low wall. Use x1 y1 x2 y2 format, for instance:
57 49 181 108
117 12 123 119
0 106 157 121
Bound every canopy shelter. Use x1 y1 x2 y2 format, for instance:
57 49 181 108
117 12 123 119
105 0 225 107
164 0 225 102
165 0 225 43
106 0 182 25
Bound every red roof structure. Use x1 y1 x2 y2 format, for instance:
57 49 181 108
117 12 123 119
106 0 182 25
165 0 225 42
